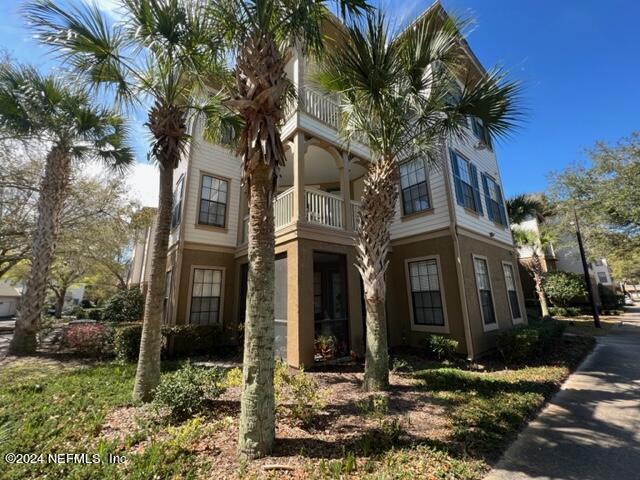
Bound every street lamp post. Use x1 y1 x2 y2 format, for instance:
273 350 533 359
573 207 601 328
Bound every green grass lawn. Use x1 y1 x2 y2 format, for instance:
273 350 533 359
0 336 595 480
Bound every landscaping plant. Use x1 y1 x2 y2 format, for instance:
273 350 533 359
543 270 587 308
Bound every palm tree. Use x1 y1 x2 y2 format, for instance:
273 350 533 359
0 63 133 354
318 10 522 390
507 194 552 317
506 194 543 225
25 0 232 401
211 0 370 459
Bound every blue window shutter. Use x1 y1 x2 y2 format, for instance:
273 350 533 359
449 150 464 206
496 183 507 225
470 163 483 215
481 173 493 221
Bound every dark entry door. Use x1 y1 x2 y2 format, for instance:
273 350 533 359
313 252 349 359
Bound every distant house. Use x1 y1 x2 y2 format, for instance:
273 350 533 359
0 281 21 318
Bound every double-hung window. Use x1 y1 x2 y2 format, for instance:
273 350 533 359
451 151 483 214
189 268 222 325
400 159 430 215
482 174 508 226
502 263 522 322
470 117 492 148
407 258 445 327
171 175 184 229
473 256 497 330
597 272 608 284
199 175 228 228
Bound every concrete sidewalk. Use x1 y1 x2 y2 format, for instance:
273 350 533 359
485 307 640 480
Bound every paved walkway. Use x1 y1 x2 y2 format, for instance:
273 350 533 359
486 307 640 480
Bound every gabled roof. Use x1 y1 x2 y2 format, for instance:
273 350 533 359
0 282 21 298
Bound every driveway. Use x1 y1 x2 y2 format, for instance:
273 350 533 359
486 307 640 480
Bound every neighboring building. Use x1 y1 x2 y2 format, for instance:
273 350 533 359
131 4 527 364
127 208 158 295
0 281 21 318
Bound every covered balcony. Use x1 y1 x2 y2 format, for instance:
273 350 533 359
241 133 368 244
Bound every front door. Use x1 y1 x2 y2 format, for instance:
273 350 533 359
313 252 349 360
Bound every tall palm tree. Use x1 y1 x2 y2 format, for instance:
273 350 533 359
512 228 552 317
25 0 232 401
506 194 552 317
318 10 522 390
211 0 370 459
0 63 133 354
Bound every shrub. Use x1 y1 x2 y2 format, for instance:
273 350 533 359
280 367 326 426
549 306 568 318
426 335 459 361
314 335 338 361
565 306 582 317
543 271 586 307
61 322 111 357
85 308 104 321
162 324 222 357
152 363 226 420
70 305 86 319
113 324 143 361
103 288 145 323
496 326 539 363
535 319 566 352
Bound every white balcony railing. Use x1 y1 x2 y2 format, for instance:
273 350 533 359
274 187 294 229
241 187 358 244
302 88 340 129
305 188 344 229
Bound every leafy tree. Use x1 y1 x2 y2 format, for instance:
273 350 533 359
549 132 640 281
543 270 586 308
0 63 133 354
318 10 522 391
211 0 370 458
26 0 232 401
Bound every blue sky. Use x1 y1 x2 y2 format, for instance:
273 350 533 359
1 1 639 198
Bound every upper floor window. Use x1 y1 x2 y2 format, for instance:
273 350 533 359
199 174 228 228
597 272 608 283
171 175 184 229
474 256 497 330
482 174 508 226
451 151 483 214
470 117 492 148
408 258 445 327
595 259 603 266
400 159 430 215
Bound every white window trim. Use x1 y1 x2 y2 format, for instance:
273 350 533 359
472 254 499 332
404 255 450 334
502 261 523 325
185 264 226 325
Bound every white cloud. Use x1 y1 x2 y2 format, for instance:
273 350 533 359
126 162 159 208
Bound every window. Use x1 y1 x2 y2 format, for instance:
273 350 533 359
473 256 497 329
408 259 445 327
470 117 492 148
198 175 228 227
502 263 522 322
597 272 608 284
400 159 430 215
171 175 184 229
451 151 483 214
162 270 172 324
595 259 603 266
189 268 222 325
482 174 507 225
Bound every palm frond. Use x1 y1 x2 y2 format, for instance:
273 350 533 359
507 194 543 224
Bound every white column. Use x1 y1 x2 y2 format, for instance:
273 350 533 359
341 152 353 231
293 131 305 223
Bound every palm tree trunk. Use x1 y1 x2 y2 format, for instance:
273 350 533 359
132 164 173 402
238 163 276 459
9 147 70 355
531 251 550 317
357 156 399 392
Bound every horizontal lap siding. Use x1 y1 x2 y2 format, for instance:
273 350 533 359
390 169 451 239
169 152 190 247
448 133 513 246
184 134 241 247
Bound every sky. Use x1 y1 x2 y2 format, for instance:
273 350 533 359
0 0 639 203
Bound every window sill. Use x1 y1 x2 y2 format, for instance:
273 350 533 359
511 317 524 325
463 207 482 218
491 220 509 230
482 322 499 333
194 223 228 233
410 323 450 334
401 208 434 222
